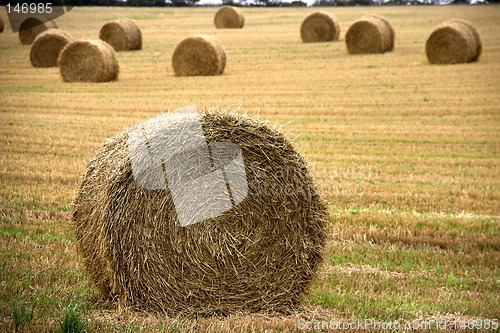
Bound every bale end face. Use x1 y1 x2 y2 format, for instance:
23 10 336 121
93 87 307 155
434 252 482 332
214 6 245 29
345 16 392 55
58 40 119 83
99 19 142 52
426 19 481 65
30 29 74 68
171 35 226 77
73 108 328 315
300 12 340 43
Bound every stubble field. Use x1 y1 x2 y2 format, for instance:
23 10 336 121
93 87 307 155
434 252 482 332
0 4 499 332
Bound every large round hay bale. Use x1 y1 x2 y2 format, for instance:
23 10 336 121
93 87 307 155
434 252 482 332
449 19 482 61
171 35 226 77
30 29 74 68
58 40 119 82
367 14 395 51
426 19 481 64
73 108 328 315
19 17 58 45
0 16 4 33
345 15 393 54
99 19 142 51
300 11 340 43
214 6 245 29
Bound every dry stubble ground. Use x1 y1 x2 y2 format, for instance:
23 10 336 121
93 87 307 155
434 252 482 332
0 5 499 332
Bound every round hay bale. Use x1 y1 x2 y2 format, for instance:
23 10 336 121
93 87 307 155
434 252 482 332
300 11 340 43
214 6 245 29
58 40 119 83
30 29 75 68
99 19 142 52
73 109 328 315
0 16 4 33
171 35 226 77
426 19 481 64
366 14 395 51
19 17 58 45
345 16 393 55
449 19 482 61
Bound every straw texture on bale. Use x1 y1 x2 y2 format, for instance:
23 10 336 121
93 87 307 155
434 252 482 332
214 6 245 29
367 14 395 51
300 12 340 43
73 109 328 315
99 19 142 51
345 15 393 54
19 17 58 45
30 29 74 68
171 35 226 76
58 40 119 82
426 19 482 64
0 16 4 33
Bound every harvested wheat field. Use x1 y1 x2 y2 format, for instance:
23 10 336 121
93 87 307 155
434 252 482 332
0 5 499 332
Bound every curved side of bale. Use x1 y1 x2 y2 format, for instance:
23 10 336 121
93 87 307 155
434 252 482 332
58 40 119 82
99 18 142 51
30 29 75 68
206 35 227 74
367 14 395 51
448 19 482 61
0 16 4 33
171 35 226 76
425 20 479 64
345 16 391 54
214 6 244 29
19 17 58 45
73 109 328 315
300 11 340 43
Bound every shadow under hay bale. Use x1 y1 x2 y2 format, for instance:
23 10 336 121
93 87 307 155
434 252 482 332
0 16 4 33
73 108 328 316
99 19 142 52
171 35 226 77
345 15 394 55
300 12 340 43
30 29 74 68
58 40 119 83
426 19 482 64
214 6 245 29
19 17 58 45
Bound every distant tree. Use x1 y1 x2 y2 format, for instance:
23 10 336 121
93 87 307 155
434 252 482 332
289 0 307 5
64 0 119 5
313 0 354 6
170 0 200 5
255 0 283 6
352 0 375 4
127 0 156 5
